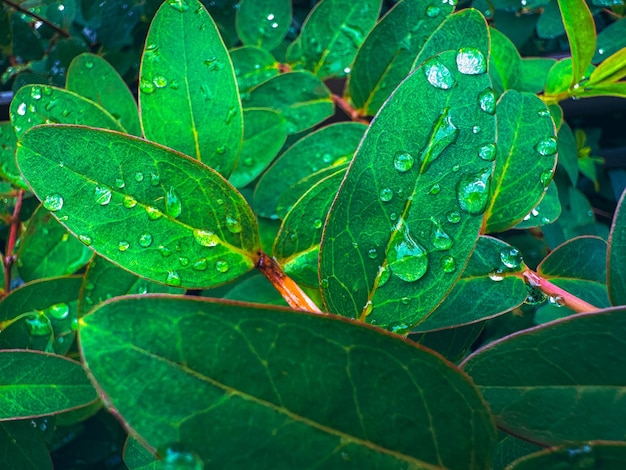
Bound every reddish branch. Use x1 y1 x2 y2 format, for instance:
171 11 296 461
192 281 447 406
522 270 600 314
331 94 370 125
3 189 24 295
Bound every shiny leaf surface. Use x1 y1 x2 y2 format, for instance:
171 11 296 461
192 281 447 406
556 0 596 85
608 190 626 305
236 0 291 51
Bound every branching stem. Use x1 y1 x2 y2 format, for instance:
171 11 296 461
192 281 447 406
331 94 370 125
522 269 600 313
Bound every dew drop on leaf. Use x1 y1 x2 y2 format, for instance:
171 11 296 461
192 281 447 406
525 286 547 305
393 151 414 172
150 173 160 186
423 58 456 89
312 218 323 229
429 183 441 195
16 102 27 116
537 109 550 117
472 125 481 134
419 108 459 173
387 219 429 282
135 172 144 182
535 137 558 156
78 234 92 246
84 60 94 69
478 88 496 114
456 168 491 215
426 5 441 17
456 48 486 75
225 216 242 234
160 445 203 469
500 247 523 269
379 188 393 202
166 271 182 286
441 255 456 273
430 217 454 250
446 210 461 223
321 278 329 289
43 193 64 212
478 143 496 161
47 303 70 320
30 86 42 100
138 233 153 248
159 245 172 257
193 229 218 247
215 260 229 273
165 187 182 218
139 79 156 94
377 266 390 286
192 258 208 271
26 315 52 336
123 195 137 208
489 268 504 281
146 206 163 220
367 248 377 259
400 297 411 305
153 76 168 88
118 241 130 251
115 178 125 188
540 168 554 187
167 0 189 12
179 257 190 267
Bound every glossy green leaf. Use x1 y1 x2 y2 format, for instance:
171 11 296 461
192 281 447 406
483 90 557 233
223 274 287 306
513 181 561 229
9 85 124 139
593 17 626 63
489 27 522 94
508 443 626 469
244 71 333 134
608 189 626 305
124 436 160 470
230 46 280 94
228 108 287 188
578 81 626 99
462 307 626 445
411 322 485 363
518 57 557 94
557 121 579 186
16 125 260 289
236 0 291 51
65 53 140 137
253 122 366 218
321 50 496 329
139 0 242 176
285 0 382 79
0 276 82 354
17 205 92 282
556 0 596 85
535 1 565 39
0 350 97 420
347 0 453 115
544 58 573 96
589 47 626 85
79 256 185 317
0 121 27 190
412 237 528 332
80 295 496 469
0 420 52 470
492 435 542 470
274 168 346 287
413 9 490 71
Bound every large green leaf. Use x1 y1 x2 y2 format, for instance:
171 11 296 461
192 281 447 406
80 295 496 469
123 436 160 470
66 53 141 136
9 85 124 138
462 307 626 445
139 0 242 176
229 46 280 94
236 0 291 51
483 90 557 233
593 17 626 63
608 189 626 305
346 0 453 115
488 27 521 94
517 57 557 94
556 0 596 85
0 122 27 190
0 420 52 470
16 125 259 290
285 0 382 79
0 350 97 420
507 443 626 469
320 49 496 330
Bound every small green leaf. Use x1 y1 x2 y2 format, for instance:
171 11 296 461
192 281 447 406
140 0 242 176
513 181 562 229
321 50 496 329
229 46 280 94
253 122 366 218
0 350 97 420
347 0 453 115
17 205 92 282
462 307 626 444
556 0 596 85
66 53 141 136
544 58 574 96
410 322 485 363
492 435 542 470
16 125 260 290
244 71 333 134
286 0 382 79
557 121 579 186
593 17 626 63
608 190 626 305
228 108 287 188
489 27 522 94
483 90 557 233
0 420 52 470
589 47 626 85
0 122 27 189
517 57 557 94
9 85 124 139
508 443 626 469
578 81 626 99
123 436 159 470
80 295 496 469
236 0 291 51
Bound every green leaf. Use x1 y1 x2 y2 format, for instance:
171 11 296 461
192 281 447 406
16 125 260 290
140 0 242 176
253 122 366 218
513 181 562 229
593 17 626 63
124 436 160 470
9 85 124 139
517 57 557 94
223 274 287 306
244 71 333 134
462 307 626 445
589 47 626 85
608 190 626 305
80 295 496 469
492 435 542 470
536 1 565 39
230 46 280 94
228 108 287 188
66 53 141 137
0 420 52 470
274 168 346 287
321 50 496 330
544 58 573 96
411 322 485 363
578 81 626 98
488 27 522 94
0 350 97 420
17 204 92 282
507 443 626 469
0 122 27 190
557 121 579 186
236 0 291 51
347 0 453 115
556 0 596 85
483 90 557 233
0 276 82 354
79 256 185 317
412 236 528 332
285 0 382 79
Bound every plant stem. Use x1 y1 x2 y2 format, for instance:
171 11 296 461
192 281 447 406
331 94 370 125
2 0 70 38
256 251 323 313
3 189 24 296
522 270 601 313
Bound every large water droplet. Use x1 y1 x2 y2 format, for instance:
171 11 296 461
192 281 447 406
456 168 491 215
500 247 523 269
386 220 429 282
165 187 182 218
423 58 456 89
418 108 459 173
379 188 393 202
123 195 137 208
167 0 189 12
16 102 27 116
166 271 182 286
43 194 64 212
489 268 504 282
430 217 454 250
47 302 70 320
160 445 203 470
393 151 414 172
193 229 219 247
426 5 441 17
441 255 456 273
525 286 546 305
215 260 229 273
456 48 487 75
225 216 242 234
138 233 153 248
535 137 558 156
94 186 112 205
478 143 497 161
478 88 496 114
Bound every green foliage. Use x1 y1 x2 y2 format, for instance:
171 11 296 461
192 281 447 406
1 0 626 467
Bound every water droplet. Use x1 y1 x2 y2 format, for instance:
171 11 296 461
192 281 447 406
313 219 323 229
193 229 219 247
321 278 329 289
43 194 64 211
452 164 460 172
535 137 558 156
225 106 238 124
393 151 414 172
489 268 504 281
123 195 137 208
441 255 456 273
150 173 160 186
115 178 125 188
192 258 208 271
429 183 441 195
478 143 496 161
367 248 377 259
70 318 79 331
167 0 189 12
390 212 398 221
153 75 168 88
456 48 486 75
135 172 144 182
426 5 441 17
548 295 564 307
478 88 496 114
78 234 92 246
377 266 390 286
456 168 491 215
500 247 523 269
430 217 454 250
47 302 70 320
423 58 456 89
204 57 223 72
166 271 182 286
179 257 190 266
30 86 42 100
215 260 229 273
118 241 130 251
540 168 554 188
525 286 546 305
146 206 163 220
26 315 52 336
165 187 182 218
160 445 203 469
400 297 411 305
379 188 393 202
159 245 172 257
472 125 481 134
16 102 27 116
225 216 242 233
387 220 429 282
138 233 153 248
94 186 112 205
84 60 94 69
139 79 156 94
537 109 550 117
446 211 461 223
418 108 459 172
